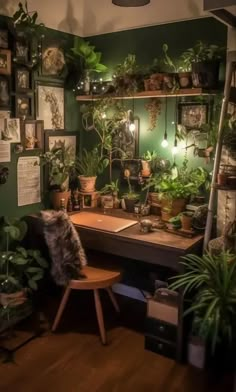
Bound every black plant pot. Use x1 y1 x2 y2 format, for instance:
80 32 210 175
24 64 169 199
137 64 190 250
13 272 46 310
124 198 139 213
191 61 220 89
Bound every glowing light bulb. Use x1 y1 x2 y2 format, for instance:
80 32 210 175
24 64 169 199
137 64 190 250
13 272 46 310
129 122 136 132
101 112 106 119
161 139 168 148
172 145 179 155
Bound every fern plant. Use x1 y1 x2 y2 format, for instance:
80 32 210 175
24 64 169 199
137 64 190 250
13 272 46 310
76 148 109 177
169 251 236 354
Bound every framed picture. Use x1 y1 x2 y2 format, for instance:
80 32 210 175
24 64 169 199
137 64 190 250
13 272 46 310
0 76 10 108
178 102 208 130
22 120 44 150
36 81 64 129
121 159 142 180
15 37 30 64
15 67 32 91
0 110 10 136
3 118 21 143
15 93 34 119
112 116 139 161
45 130 78 158
0 49 11 75
0 30 8 49
40 40 66 77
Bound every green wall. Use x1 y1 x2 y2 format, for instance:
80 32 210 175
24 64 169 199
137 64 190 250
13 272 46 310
0 16 80 217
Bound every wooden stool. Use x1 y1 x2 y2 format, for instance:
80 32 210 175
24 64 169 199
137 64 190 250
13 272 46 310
52 265 121 344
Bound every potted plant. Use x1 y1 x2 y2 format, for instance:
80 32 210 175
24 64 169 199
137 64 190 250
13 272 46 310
122 169 140 213
180 211 194 231
39 143 75 210
0 217 48 333
162 44 192 89
113 54 140 95
100 179 120 208
76 147 109 193
11 1 45 37
169 251 236 371
181 40 225 89
69 37 108 94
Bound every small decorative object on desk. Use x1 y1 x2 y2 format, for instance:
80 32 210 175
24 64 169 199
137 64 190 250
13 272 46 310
73 189 80 211
139 219 153 233
67 196 73 212
59 198 66 212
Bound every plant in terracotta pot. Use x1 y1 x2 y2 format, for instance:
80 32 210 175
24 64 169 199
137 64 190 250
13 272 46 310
181 41 225 89
162 44 192 89
122 169 140 213
69 37 108 94
0 217 48 333
38 143 75 210
113 54 140 95
180 211 194 231
100 179 120 208
76 147 109 193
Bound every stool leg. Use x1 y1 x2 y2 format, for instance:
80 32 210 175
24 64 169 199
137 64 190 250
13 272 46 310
93 289 106 345
106 287 120 313
52 287 71 332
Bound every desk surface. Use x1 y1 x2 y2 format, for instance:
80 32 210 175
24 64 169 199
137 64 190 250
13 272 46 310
70 209 203 271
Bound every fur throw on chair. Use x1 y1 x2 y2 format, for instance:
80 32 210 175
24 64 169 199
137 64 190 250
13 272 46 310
41 210 87 285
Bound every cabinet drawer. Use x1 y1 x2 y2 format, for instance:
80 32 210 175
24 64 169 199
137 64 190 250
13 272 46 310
145 334 176 359
146 317 177 342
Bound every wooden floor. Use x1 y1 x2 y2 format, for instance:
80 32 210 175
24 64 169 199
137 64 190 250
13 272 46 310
0 291 233 392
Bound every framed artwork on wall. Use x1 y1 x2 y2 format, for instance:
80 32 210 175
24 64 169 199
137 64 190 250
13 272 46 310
0 30 8 49
112 116 139 161
0 76 10 108
40 39 66 78
45 130 78 158
36 81 64 129
178 102 209 130
22 120 44 150
0 49 11 75
15 93 34 119
15 37 31 64
15 67 32 91
0 110 10 136
3 118 21 143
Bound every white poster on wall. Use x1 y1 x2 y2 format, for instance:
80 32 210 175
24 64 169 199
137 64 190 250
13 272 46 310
17 156 41 206
0 141 10 162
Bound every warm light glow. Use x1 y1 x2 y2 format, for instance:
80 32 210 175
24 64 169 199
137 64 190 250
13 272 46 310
161 139 168 148
172 145 179 155
129 122 136 132
101 112 106 119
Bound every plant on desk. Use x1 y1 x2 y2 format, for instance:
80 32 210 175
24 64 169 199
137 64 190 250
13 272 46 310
122 169 140 213
0 217 48 333
170 251 236 371
100 179 120 208
38 143 75 210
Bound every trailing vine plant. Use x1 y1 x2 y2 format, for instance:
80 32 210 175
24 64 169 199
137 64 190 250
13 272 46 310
145 98 162 131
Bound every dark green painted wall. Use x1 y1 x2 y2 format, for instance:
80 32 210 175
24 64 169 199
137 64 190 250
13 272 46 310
0 16 80 217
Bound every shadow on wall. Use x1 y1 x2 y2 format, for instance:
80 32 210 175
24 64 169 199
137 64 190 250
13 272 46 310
57 0 82 35
83 0 120 37
0 0 16 16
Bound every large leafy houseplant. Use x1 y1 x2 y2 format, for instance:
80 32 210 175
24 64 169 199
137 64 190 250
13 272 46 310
0 217 48 331
169 251 236 357
70 37 107 75
76 148 109 178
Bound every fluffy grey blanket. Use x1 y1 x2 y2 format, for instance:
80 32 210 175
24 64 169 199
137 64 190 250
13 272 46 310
41 210 87 285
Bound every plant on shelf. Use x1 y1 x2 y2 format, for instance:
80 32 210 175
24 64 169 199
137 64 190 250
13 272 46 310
169 251 236 369
76 147 109 193
145 98 162 131
0 217 48 333
162 44 192 89
11 1 44 36
38 143 75 209
113 54 141 94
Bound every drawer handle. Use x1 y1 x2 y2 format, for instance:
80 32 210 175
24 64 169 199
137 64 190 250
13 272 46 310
158 343 163 350
159 325 165 333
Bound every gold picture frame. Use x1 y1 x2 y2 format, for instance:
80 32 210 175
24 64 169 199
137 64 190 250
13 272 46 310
0 49 11 75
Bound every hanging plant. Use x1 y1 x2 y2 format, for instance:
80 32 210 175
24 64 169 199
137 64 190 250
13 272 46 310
11 1 44 36
145 98 161 131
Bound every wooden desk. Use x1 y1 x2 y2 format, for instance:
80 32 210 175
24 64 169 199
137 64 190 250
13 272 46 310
70 209 203 272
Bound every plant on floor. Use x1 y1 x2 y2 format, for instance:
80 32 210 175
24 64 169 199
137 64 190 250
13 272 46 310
169 251 236 355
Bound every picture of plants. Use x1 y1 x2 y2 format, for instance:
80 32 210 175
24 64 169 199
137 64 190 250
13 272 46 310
37 83 64 129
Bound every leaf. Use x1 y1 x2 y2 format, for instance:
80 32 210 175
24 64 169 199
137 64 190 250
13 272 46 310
16 247 27 258
28 279 37 290
35 256 48 268
4 225 20 240
26 267 43 273
11 256 28 265
31 273 43 281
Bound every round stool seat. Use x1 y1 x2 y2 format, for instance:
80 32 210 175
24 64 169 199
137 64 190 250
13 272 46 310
69 265 122 290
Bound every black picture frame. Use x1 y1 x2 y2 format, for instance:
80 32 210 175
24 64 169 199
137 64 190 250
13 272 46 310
0 30 8 49
15 92 34 119
40 39 66 78
36 80 65 129
178 102 209 130
15 67 32 92
22 119 44 150
121 159 142 181
112 116 139 162
0 75 10 109
14 36 31 65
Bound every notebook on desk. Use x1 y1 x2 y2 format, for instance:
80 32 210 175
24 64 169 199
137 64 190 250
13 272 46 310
70 211 138 233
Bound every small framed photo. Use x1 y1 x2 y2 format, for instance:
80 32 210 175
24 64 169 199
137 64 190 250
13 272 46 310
0 76 10 108
178 102 209 130
40 40 66 77
15 37 30 64
0 49 11 75
15 67 31 91
36 81 64 129
0 110 10 138
15 93 34 119
0 30 8 49
45 130 77 158
3 118 21 143
23 120 44 150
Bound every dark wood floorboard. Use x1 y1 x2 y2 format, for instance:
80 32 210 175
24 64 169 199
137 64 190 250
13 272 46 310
0 292 233 392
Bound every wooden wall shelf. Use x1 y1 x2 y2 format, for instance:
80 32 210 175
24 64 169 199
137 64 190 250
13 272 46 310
76 88 217 101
